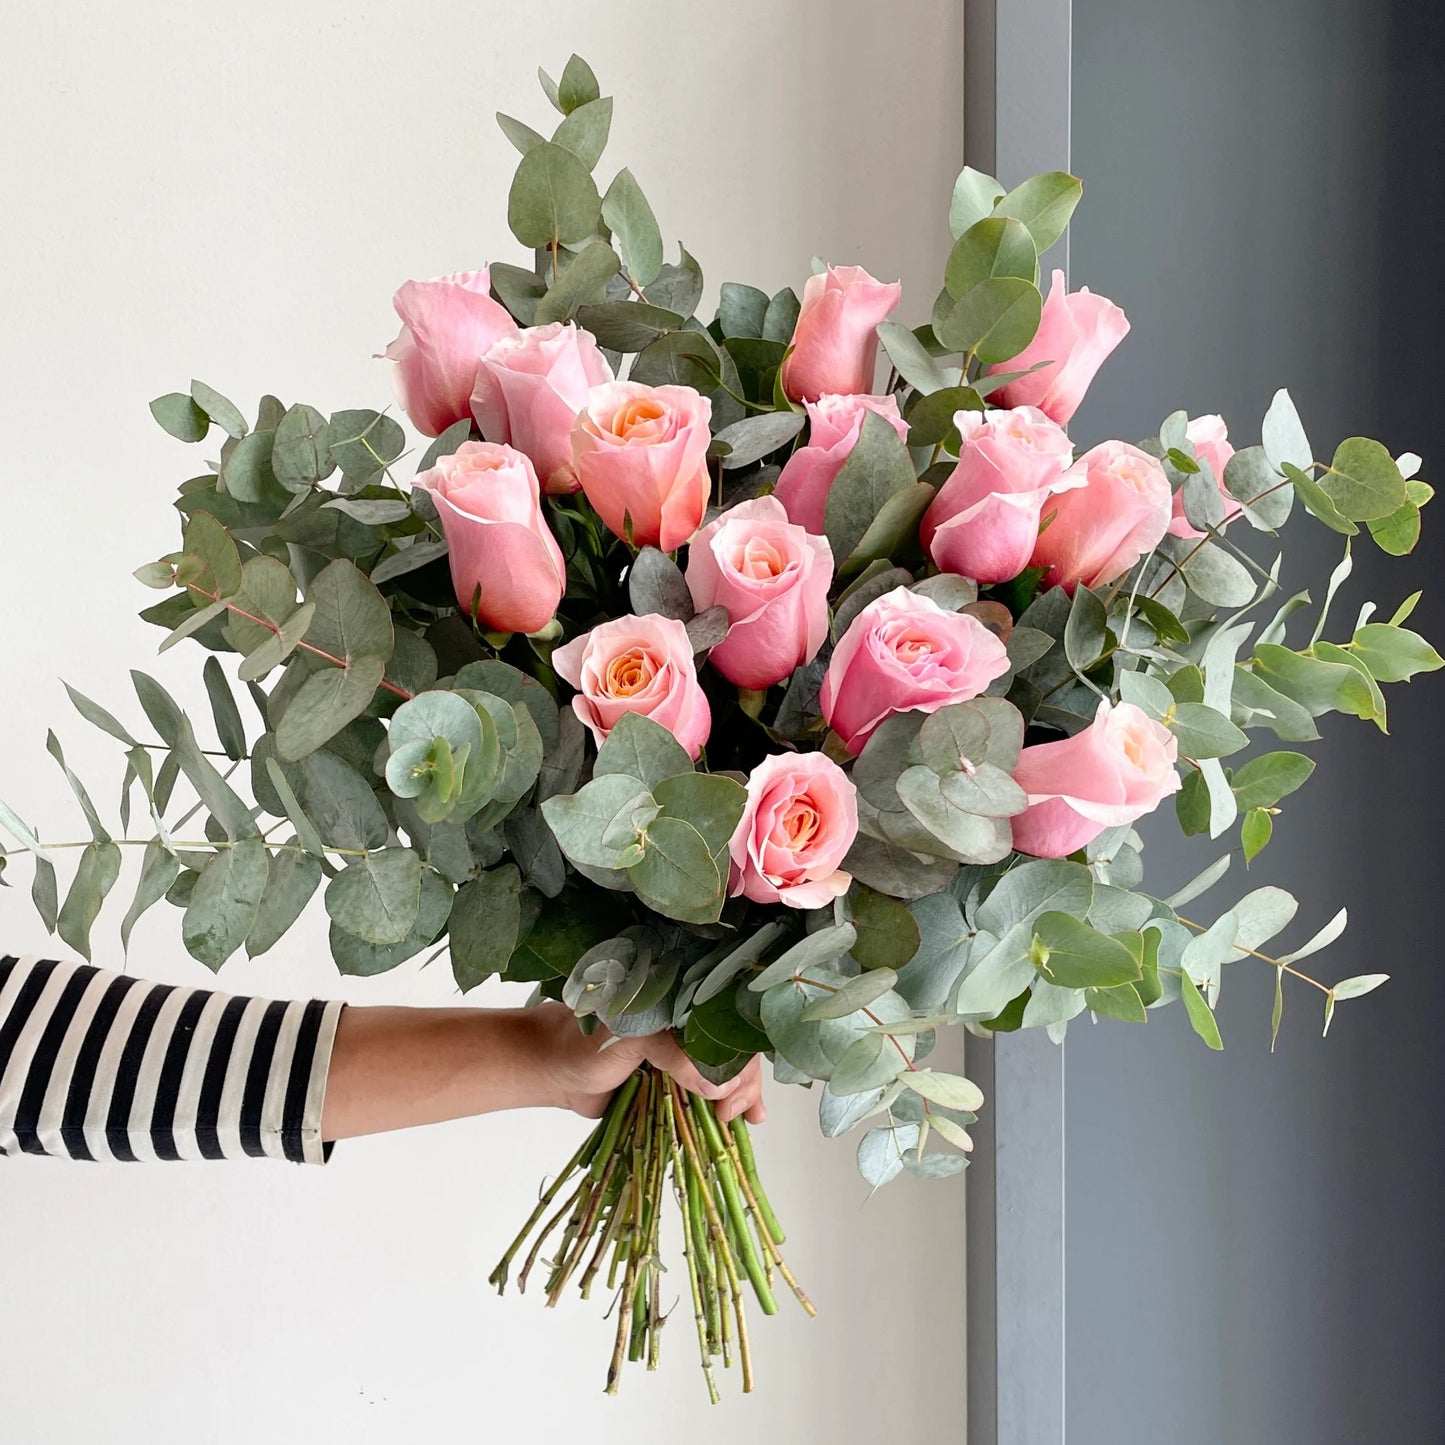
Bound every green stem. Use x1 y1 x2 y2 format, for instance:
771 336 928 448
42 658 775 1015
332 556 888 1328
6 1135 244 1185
489 1130 594 1292
729 1118 784 1245
666 1092 720 1402
589 1072 642 1182
692 1095 776 1316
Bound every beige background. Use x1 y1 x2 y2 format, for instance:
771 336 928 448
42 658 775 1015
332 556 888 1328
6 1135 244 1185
0 2 967 1439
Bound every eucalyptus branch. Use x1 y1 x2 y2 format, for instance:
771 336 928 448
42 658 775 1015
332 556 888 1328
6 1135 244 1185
1176 916 1331 994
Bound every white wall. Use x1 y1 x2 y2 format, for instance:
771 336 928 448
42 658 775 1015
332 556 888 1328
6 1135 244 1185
0 3 966 1440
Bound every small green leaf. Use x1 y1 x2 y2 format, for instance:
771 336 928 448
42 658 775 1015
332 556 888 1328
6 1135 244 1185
245 847 322 959
944 216 1037 299
632 815 722 924
1330 973 1389 1000
508 141 602 249
274 656 386 761
949 165 1005 238
325 848 423 947
57 840 122 962
202 657 247 761
1168 702 1249 759
601 167 663 286
449 864 523 991
556 53 600 112
1179 968 1224 1050
1321 437 1407 522
898 1069 986 1112
1240 806 1273 863
594 711 693 789
150 392 210 442
189 380 247 439
800 969 899 1021
1031 912 1143 989
182 838 268 970
551 94 612 169
1229 751 1315 810
847 883 922 970
935 277 1043 363
991 171 1082 253
120 838 180 956
823 409 918 563
63 683 139 748
533 240 620 326
1348 623 1444 683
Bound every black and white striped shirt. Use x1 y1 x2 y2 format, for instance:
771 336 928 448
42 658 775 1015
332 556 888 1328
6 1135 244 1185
0 955 342 1164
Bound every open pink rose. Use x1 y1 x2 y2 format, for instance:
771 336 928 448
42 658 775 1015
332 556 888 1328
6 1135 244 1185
773 393 910 534
572 382 712 551
922 406 1081 583
820 587 1011 754
729 752 858 908
383 270 518 437
413 441 564 635
1029 440 1173 592
551 614 711 760
471 321 613 496
685 496 833 689
780 265 903 402
1011 700 1180 858
985 269 1129 425
1167 414 1244 539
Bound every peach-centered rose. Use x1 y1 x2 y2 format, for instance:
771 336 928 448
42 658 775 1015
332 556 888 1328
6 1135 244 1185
773 393 910 534
1010 699 1181 858
1167 414 1244 539
922 406 1081 584
780 264 903 402
383 270 518 437
413 441 564 635
985 268 1129 425
728 752 858 908
686 496 833 690
1029 439 1173 593
572 381 712 551
551 613 711 760
820 587 1012 754
471 321 613 496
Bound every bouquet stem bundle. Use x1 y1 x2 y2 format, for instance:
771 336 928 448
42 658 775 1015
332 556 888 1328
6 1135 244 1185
490 1065 812 1399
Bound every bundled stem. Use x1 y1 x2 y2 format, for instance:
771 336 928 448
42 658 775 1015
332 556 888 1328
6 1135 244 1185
491 1063 810 1399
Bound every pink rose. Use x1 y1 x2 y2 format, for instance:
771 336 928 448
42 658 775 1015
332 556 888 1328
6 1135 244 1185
922 406 1081 583
1011 699 1180 858
820 587 1011 754
685 496 833 690
780 265 903 402
413 441 564 635
773 393 910 534
551 614 711 760
729 752 858 908
572 381 712 551
470 321 613 496
383 271 518 437
985 269 1129 424
1167 414 1244 539
1029 440 1173 592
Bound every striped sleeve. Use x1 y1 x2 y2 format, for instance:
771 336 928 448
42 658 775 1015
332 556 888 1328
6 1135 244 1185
0 955 343 1165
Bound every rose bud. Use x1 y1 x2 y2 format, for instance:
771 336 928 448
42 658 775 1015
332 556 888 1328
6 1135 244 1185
1029 439 1173 592
1011 699 1181 858
922 406 1080 584
572 381 712 551
729 752 859 908
780 264 903 402
412 441 564 635
552 614 712 760
773 393 910 534
1167 413 1244 538
470 321 613 496
985 268 1129 425
820 587 1011 754
685 496 833 690
382 270 518 437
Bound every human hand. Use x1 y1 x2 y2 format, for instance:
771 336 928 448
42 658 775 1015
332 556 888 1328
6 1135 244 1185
526 1001 766 1126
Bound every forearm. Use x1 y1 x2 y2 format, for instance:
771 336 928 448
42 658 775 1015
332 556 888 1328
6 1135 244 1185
320 1006 556 1142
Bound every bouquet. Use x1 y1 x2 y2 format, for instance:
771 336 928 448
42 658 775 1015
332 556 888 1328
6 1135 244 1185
3 53 1440 1399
